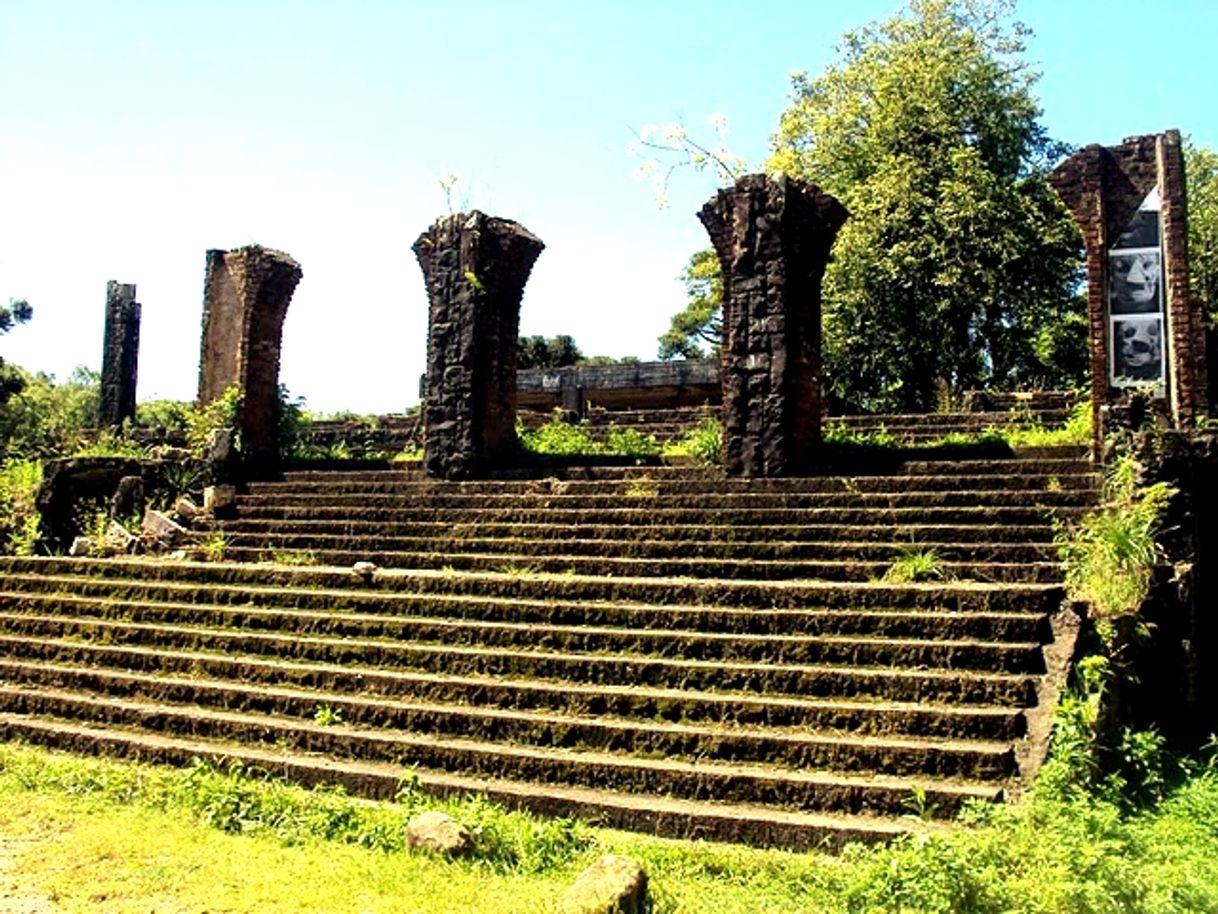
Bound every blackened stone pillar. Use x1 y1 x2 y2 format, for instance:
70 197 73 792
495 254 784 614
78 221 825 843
414 212 544 479
98 281 140 427
1049 130 1207 455
197 245 302 465
699 173 847 476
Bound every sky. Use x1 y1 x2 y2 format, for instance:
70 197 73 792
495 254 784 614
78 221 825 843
1 0 1215 415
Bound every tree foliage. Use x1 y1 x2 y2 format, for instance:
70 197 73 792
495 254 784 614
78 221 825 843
769 0 1085 412
1186 141 1218 320
657 248 723 360
517 335 584 370
0 298 33 407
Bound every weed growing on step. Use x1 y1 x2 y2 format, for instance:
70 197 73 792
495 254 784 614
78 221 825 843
664 409 722 464
271 548 318 566
823 423 899 447
393 445 424 462
882 546 948 583
0 458 42 555
313 705 343 727
625 475 660 499
200 532 229 562
496 562 541 577
1056 454 1176 633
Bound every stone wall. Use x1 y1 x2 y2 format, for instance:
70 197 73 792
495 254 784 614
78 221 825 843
98 281 140 428
197 246 302 466
699 173 847 476
414 212 544 479
1049 130 1208 455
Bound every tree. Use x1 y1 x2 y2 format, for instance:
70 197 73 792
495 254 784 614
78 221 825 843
769 0 1085 412
517 335 584 370
657 248 723 360
0 298 33 406
1186 141 1218 320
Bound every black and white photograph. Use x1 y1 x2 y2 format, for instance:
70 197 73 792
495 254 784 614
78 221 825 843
1112 209 1160 250
1109 250 1163 314
1112 316 1164 383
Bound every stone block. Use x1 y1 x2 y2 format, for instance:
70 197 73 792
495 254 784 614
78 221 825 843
405 811 471 857
556 855 648 914
203 484 237 513
141 509 190 551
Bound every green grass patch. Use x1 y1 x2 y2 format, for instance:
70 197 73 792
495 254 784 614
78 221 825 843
0 742 1216 912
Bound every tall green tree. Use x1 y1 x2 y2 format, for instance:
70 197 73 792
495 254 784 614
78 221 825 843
1186 141 1218 320
517 334 584 370
0 298 33 406
657 248 722 360
769 0 1084 412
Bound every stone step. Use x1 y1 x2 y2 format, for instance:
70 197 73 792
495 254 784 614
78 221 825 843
0 629 1035 707
0 557 1066 613
211 532 1058 565
0 715 929 850
244 472 1098 496
829 410 1072 429
215 547 1064 584
0 574 1054 642
273 457 1093 484
0 667 1014 781
230 489 1094 510
212 519 1062 545
0 611 1046 677
0 649 1026 742
0 687 1004 819
228 504 1087 528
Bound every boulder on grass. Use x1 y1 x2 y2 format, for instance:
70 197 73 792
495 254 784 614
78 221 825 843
203 484 237 515
69 536 94 557
556 855 649 914
104 519 138 555
406 811 472 857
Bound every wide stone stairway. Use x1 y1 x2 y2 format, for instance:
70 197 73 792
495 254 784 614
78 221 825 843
0 444 1098 849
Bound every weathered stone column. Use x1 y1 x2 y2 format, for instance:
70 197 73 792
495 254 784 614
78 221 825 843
699 173 847 476
1049 130 1207 454
98 281 140 428
414 212 544 479
197 245 302 465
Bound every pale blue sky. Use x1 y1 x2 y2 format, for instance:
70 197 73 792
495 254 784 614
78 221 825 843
1 0 1215 413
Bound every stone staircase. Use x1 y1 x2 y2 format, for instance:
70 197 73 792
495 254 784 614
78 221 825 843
0 445 1097 850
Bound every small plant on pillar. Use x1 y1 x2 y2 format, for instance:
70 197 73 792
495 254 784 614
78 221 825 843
628 114 748 208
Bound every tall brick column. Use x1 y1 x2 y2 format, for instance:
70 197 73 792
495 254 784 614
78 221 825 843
414 212 544 479
699 173 847 476
1049 130 1207 455
197 245 302 465
98 280 140 428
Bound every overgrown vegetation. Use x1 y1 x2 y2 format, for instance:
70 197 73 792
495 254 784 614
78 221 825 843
1 737 1216 913
1057 454 1177 631
0 458 42 554
517 413 661 458
662 409 722 464
882 545 948 583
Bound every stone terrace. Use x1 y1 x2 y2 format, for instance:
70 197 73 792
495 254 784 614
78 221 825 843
0 442 1097 850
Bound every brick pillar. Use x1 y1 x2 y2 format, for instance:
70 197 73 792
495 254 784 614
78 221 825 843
1049 130 1208 453
98 281 140 428
413 212 544 479
197 245 302 465
699 173 847 476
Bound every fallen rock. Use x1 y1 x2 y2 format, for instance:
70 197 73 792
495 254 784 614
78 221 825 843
352 561 378 583
173 495 200 523
69 536 94 557
104 519 138 555
556 855 648 914
406 811 471 857
110 475 145 521
141 509 191 551
203 484 237 514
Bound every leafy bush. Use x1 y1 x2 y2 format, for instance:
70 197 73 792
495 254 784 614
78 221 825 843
665 409 722 464
0 366 99 458
1057 455 1176 625
518 415 600 456
0 458 42 554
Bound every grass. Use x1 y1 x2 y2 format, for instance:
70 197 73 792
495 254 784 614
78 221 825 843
882 546 948 583
518 413 660 459
0 457 42 554
0 742 1216 913
1056 454 1176 628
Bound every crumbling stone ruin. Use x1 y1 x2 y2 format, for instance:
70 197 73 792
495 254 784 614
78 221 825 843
1049 130 1206 452
98 281 140 428
414 212 544 479
197 245 302 466
699 173 847 476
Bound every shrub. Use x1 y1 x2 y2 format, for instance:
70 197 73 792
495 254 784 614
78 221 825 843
0 458 42 554
1057 454 1176 625
665 409 722 465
